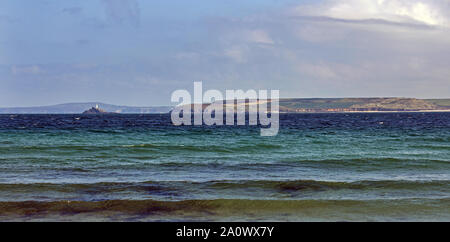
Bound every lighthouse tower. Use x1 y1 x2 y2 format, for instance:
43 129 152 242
95 104 99 109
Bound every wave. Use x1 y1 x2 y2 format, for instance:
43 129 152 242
206 179 450 191
1 179 448 193
0 198 449 221
0 142 284 153
279 157 450 167
1 156 448 168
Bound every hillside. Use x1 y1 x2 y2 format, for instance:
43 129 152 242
426 99 450 109
185 98 450 113
277 98 446 112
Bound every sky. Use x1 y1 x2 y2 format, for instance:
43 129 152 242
1 0 450 107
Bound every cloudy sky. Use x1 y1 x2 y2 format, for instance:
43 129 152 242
1 0 449 106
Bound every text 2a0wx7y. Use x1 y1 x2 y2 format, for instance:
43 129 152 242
176 226 275 239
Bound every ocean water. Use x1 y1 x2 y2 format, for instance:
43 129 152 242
0 113 449 221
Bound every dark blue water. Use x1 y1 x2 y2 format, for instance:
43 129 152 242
0 113 449 221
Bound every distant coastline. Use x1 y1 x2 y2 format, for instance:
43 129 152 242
1 98 449 114
183 97 450 114
0 102 172 114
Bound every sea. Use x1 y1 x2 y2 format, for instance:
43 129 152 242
0 113 449 221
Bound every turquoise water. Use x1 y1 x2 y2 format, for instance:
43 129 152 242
0 113 449 221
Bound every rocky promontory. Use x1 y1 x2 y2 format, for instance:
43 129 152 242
82 105 115 114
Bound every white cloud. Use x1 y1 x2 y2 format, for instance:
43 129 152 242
223 45 248 63
296 62 339 80
244 29 274 44
11 65 45 75
174 52 201 61
293 0 449 27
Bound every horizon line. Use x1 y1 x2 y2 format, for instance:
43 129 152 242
2 97 450 109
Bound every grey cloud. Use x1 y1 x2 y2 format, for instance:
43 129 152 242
76 39 90 46
3 1 449 107
80 17 107 29
288 15 436 30
101 0 140 27
166 6 450 97
62 7 83 15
